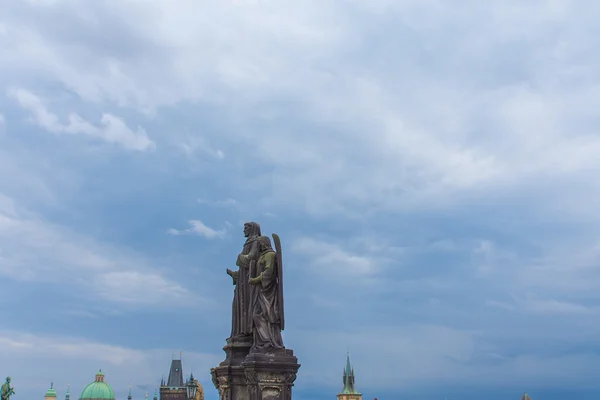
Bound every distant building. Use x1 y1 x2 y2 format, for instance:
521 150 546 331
44 383 57 400
80 370 116 400
160 354 188 400
337 353 362 400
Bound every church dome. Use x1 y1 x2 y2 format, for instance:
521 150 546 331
45 383 57 398
80 370 115 400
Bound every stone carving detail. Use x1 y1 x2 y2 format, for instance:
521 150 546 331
261 386 281 400
282 373 297 385
193 381 204 400
245 370 259 385
210 371 218 389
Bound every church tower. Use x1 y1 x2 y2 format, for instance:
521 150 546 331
160 353 187 400
337 353 362 400
44 383 57 400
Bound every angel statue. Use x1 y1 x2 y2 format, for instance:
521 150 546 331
248 234 285 352
1 377 15 400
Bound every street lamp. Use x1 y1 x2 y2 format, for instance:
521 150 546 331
186 373 197 400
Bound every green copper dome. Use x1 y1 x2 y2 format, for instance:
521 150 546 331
45 383 57 398
80 370 115 400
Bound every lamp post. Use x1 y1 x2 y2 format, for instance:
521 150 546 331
186 373 197 400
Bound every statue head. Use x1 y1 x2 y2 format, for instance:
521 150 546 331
258 235 274 252
5 377 10 383
243 222 261 238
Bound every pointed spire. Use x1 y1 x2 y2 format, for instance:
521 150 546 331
65 383 70 400
128 386 132 400
153 386 158 400
340 351 360 395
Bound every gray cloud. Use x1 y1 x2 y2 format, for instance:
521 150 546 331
0 193 196 307
1 0 600 396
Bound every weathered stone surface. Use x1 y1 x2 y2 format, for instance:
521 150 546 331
212 224 300 400
241 349 300 400
212 346 300 400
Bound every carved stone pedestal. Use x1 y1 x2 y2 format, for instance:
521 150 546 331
211 345 300 400
211 336 253 400
242 349 300 400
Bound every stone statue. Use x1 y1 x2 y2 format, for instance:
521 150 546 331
1 377 15 400
248 234 285 352
226 222 262 339
193 381 204 400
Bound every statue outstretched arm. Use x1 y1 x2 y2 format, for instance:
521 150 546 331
226 268 239 285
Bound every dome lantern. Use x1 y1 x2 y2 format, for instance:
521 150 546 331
79 370 115 400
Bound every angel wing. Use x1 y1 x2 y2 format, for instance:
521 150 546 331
272 233 285 331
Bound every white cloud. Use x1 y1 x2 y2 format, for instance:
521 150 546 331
2 1 600 216
524 298 597 315
0 194 193 306
179 134 224 159
7 88 155 151
197 198 239 209
291 237 377 276
168 220 226 239
0 331 221 400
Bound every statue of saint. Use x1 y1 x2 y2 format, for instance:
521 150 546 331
226 222 262 339
1 377 15 400
248 234 285 352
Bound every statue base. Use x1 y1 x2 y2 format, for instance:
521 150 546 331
211 336 253 400
211 342 300 400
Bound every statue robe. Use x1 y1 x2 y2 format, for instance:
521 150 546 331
230 223 261 338
251 250 284 351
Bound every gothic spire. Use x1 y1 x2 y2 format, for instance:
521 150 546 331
341 351 360 395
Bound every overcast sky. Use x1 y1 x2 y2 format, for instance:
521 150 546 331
1 1 600 400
